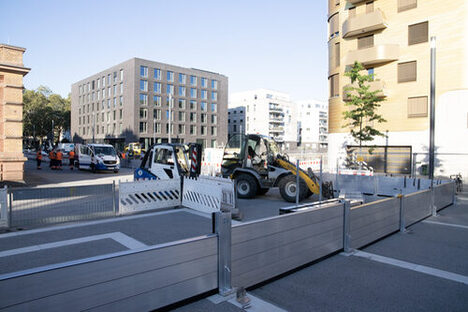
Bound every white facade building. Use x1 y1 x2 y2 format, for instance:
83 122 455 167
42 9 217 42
229 89 298 147
297 100 328 149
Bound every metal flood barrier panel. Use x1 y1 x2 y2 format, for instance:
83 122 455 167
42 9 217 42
0 235 218 312
403 189 432 227
9 184 114 228
230 203 344 288
349 197 400 249
434 182 455 210
119 179 181 215
182 176 235 213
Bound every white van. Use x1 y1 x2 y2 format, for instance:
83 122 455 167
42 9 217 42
75 144 120 173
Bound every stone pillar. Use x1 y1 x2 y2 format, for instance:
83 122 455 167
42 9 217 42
0 44 30 182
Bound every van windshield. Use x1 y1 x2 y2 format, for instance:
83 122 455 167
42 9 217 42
93 146 116 156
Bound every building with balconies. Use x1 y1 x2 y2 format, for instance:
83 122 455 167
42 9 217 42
327 0 468 177
297 100 328 150
229 89 298 149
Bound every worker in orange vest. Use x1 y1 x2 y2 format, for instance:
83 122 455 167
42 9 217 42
36 148 43 169
68 150 75 170
49 150 56 169
56 149 63 170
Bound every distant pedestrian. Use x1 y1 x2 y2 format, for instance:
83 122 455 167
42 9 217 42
49 150 56 169
36 148 43 169
68 150 75 170
56 149 63 170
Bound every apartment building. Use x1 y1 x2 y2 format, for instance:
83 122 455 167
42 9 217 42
0 44 30 181
227 106 245 138
297 100 328 149
229 89 298 148
71 58 228 150
327 0 468 176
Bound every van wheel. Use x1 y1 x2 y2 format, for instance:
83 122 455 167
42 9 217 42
114 170 119 173
236 174 258 199
279 175 308 203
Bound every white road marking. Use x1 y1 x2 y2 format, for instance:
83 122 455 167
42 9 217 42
0 232 146 258
422 220 468 230
352 251 468 285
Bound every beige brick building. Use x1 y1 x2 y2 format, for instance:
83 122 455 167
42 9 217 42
327 0 468 177
0 44 30 182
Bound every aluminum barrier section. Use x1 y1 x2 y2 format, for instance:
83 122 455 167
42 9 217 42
0 235 217 311
119 179 181 215
182 176 235 213
402 189 431 227
231 203 344 288
434 182 455 211
0 187 7 228
349 197 400 249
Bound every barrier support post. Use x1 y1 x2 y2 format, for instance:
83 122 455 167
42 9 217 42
431 181 437 217
342 200 353 254
8 190 12 228
398 194 406 233
112 181 117 215
215 211 233 296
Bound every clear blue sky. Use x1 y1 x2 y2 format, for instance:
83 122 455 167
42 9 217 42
1 0 327 101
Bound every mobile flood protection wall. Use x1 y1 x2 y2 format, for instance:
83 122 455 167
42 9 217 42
0 180 456 311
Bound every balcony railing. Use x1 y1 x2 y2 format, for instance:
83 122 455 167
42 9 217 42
345 44 399 66
343 9 387 38
269 106 283 112
343 79 387 101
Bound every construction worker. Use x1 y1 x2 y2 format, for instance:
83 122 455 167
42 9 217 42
56 149 63 170
68 149 75 170
36 148 43 169
49 149 56 169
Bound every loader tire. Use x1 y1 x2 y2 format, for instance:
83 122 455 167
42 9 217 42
236 174 258 199
279 174 308 203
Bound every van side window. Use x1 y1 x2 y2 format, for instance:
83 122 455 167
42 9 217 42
154 149 174 165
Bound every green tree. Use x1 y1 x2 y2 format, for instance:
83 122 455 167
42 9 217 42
23 86 71 146
342 61 387 148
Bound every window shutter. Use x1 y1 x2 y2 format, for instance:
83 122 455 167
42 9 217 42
408 21 428 45
408 96 428 117
398 0 417 12
358 35 374 49
398 61 417 83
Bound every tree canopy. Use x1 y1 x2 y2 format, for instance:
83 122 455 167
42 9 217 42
23 86 70 145
342 61 387 147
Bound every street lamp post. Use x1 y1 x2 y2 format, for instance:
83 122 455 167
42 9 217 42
429 36 436 181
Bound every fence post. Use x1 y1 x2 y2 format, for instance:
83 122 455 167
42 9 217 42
215 211 233 296
398 194 406 233
112 181 117 215
342 200 352 253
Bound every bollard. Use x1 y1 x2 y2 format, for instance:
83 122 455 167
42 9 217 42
342 200 352 253
398 194 406 233
215 211 233 296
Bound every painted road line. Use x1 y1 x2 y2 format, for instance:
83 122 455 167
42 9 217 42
352 251 468 285
0 232 147 258
422 220 468 230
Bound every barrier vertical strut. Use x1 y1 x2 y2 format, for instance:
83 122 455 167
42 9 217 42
215 211 233 296
398 194 406 232
343 200 352 253
112 181 116 215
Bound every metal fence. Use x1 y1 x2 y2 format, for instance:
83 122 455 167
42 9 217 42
8 184 116 228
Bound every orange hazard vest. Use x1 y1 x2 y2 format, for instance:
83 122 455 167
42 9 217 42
69 151 75 159
36 151 42 160
49 151 55 160
56 151 63 161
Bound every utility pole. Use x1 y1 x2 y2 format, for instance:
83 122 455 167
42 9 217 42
429 36 436 181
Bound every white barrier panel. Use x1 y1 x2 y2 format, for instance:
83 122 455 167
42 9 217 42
0 187 8 228
119 179 181 215
201 148 224 176
182 176 235 213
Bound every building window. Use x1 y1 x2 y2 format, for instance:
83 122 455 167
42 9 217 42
119 96 123 106
398 61 417 83
190 112 197 122
211 80 218 90
329 13 339 39
102 76 106 87
398 0 417 12
178 99 186 109
178 111 185 122
120 109 123 119
101 101 105 110
407 96 427 117
154 82 161 93
167 71 174 82
97 79 100 89
211 139 217 148
211 91 217 101
165 110 174 121
107 99 111 109
113 85 117 95
201 101 207 111
140 80 148 91
140 66 148 77
166 124 174 135
113 71 117 83
191 88 197 98
108 87 111 97
190 125 197 135
140 94 148 105
201 90 208 99
107 74 111 85
140 108 148 119
179 73 186 84
113 110 116 121
335 42 340 66
113 97 117 107
179 86 186 97
178 124 185 134
408 21 428 45
139 122 147 133
190 100 197 110
201 78 208 88
211 126 217 136
167 84 174 95
120 83 123 94
120 69 124 81
154 109 161 120
211 103 217 112
190 75 197 86
211 114 217 124
201 126 207 136
154 95 162 106
201 113 207 123
329 74 339 98
154 122 161 134
358 34 374 49
102 89 105 99
154 68 161 80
